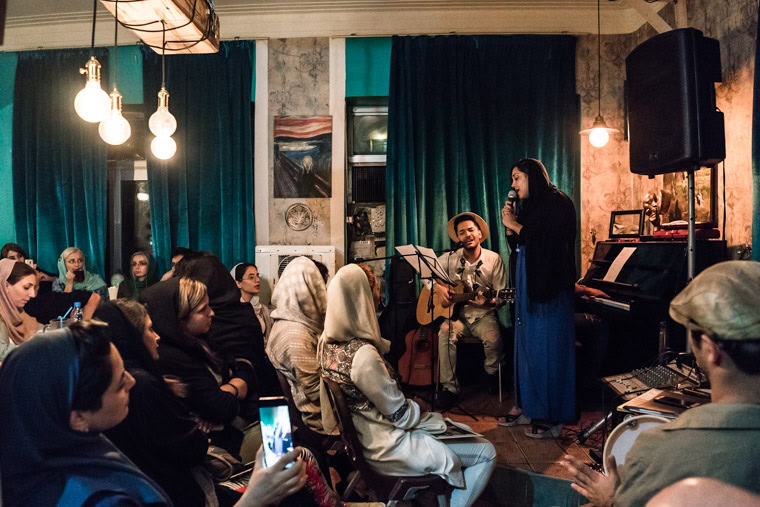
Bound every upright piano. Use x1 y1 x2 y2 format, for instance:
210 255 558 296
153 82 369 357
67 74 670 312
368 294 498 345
577 240 726 372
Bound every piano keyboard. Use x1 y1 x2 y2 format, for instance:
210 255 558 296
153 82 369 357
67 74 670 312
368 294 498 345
585 295 630 312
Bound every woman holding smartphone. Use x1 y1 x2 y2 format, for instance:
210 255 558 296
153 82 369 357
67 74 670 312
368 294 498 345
52 247 108 300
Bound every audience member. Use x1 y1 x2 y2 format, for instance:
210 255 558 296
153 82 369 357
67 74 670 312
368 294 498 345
561 261 760 506
0 259 41 361
95 300 243 507
318 264 496 507
117 251 159 300
0 242 54 282
0 322 171 506
52 247 108 300
266 257 328 435
141 277 254 455
160 246 193 281
176 254 280 397
232 262 273 344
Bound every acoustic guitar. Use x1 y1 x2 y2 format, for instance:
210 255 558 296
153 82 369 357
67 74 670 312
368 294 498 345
416 282 515 326
398 326 438 386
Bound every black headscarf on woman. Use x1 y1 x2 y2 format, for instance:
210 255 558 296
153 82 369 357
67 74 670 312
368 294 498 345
175 254 280 396
508 158 577 303
0 329 170 506
94 302 161 377
140 278 224 373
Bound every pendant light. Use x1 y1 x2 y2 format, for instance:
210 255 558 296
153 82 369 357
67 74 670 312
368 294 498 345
580 0 618 148
149 22 178 160
99 0 131 146
75 0 110 123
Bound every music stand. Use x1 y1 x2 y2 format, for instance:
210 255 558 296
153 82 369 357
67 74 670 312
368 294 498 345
396 245 478 421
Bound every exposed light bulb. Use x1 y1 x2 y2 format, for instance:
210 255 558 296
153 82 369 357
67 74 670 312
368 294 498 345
75 57 110 123
589 127 610 148
149 88 177 137
136 192 150 201
151 135 177 160
99 89 131 146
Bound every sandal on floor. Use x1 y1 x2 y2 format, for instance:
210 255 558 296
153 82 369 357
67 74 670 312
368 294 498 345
525 423 562 439
498 414 532 427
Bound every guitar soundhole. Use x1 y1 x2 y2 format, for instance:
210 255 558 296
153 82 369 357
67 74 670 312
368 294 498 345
416 340 430 352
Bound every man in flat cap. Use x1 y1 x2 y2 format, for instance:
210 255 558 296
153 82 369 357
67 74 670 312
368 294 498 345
561 260 760 506
432 212 507 409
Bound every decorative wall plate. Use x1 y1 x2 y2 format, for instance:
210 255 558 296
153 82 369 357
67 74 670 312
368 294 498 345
285 203 313 231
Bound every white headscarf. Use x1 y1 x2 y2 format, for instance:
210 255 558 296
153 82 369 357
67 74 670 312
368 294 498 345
270 257 326 336
318 264 390 433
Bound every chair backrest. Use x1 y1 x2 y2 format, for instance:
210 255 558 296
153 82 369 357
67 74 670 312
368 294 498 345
275 370 307 431
323 377 393 490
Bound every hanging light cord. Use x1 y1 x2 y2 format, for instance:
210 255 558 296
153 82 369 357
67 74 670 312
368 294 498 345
597 0 602 117
162 20 166 89
113 0 119 89
90 0 97 49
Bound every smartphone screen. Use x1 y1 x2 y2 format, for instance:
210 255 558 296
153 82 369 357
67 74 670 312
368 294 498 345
258 397 294 468
25 259 35 266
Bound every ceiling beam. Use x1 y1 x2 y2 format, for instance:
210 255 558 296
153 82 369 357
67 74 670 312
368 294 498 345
626 0 673 33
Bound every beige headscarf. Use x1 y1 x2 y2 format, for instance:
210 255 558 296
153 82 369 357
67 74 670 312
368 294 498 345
318 264 390 433
0 259 38 345
270 257 327 335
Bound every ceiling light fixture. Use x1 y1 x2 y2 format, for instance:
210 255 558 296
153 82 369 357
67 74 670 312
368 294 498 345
580 0 619 148
150 21 178 160
74 0 110 123
99 0 131 146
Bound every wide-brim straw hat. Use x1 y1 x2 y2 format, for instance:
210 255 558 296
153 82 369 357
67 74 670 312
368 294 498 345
447 212 489 244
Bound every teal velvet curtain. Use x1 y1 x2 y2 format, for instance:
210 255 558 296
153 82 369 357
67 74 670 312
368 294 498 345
12 48 110 275
142 41 255 272
387 35 580 295
752 7 760 260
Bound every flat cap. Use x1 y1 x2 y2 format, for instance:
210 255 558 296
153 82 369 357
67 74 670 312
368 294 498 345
669 260 760 341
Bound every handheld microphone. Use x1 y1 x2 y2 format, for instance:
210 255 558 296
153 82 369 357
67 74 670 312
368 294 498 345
507 189 518 203
440 242 463 253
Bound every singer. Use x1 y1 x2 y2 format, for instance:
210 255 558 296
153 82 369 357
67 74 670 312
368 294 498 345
500 158 576 438
433 212 507 410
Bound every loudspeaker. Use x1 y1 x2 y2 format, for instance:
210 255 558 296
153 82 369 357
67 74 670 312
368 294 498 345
626 28 725 176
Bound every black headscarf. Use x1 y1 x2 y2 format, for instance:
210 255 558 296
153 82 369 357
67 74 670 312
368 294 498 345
93 301 162 379
509 158 577 303
175 254 280 395
140 278 224 372
0 329 169 506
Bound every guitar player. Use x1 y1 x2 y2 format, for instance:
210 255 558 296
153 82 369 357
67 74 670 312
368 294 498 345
434 212 508 410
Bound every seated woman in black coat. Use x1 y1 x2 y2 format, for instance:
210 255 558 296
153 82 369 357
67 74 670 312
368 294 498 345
94 299 243 507
140 277 256 456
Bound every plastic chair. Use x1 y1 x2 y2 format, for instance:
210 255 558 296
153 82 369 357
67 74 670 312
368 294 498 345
323 378 451 506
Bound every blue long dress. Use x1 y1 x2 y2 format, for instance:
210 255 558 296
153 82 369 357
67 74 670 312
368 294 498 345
514 245 576 422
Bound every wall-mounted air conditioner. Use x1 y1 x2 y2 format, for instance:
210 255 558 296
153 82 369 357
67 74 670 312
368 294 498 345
255 245 335 304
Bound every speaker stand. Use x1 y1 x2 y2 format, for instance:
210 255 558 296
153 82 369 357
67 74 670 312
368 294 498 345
685 167 697 352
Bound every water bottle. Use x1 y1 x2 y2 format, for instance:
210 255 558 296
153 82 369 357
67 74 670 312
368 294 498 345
72 302 84 322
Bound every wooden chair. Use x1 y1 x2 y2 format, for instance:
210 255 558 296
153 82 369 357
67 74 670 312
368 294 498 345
323 378 451 506
275 370 341 450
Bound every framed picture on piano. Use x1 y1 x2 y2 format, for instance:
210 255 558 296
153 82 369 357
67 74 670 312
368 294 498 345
609 209 644 239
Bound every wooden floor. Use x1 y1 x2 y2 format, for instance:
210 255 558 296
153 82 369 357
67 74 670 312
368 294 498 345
410 385 606 483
